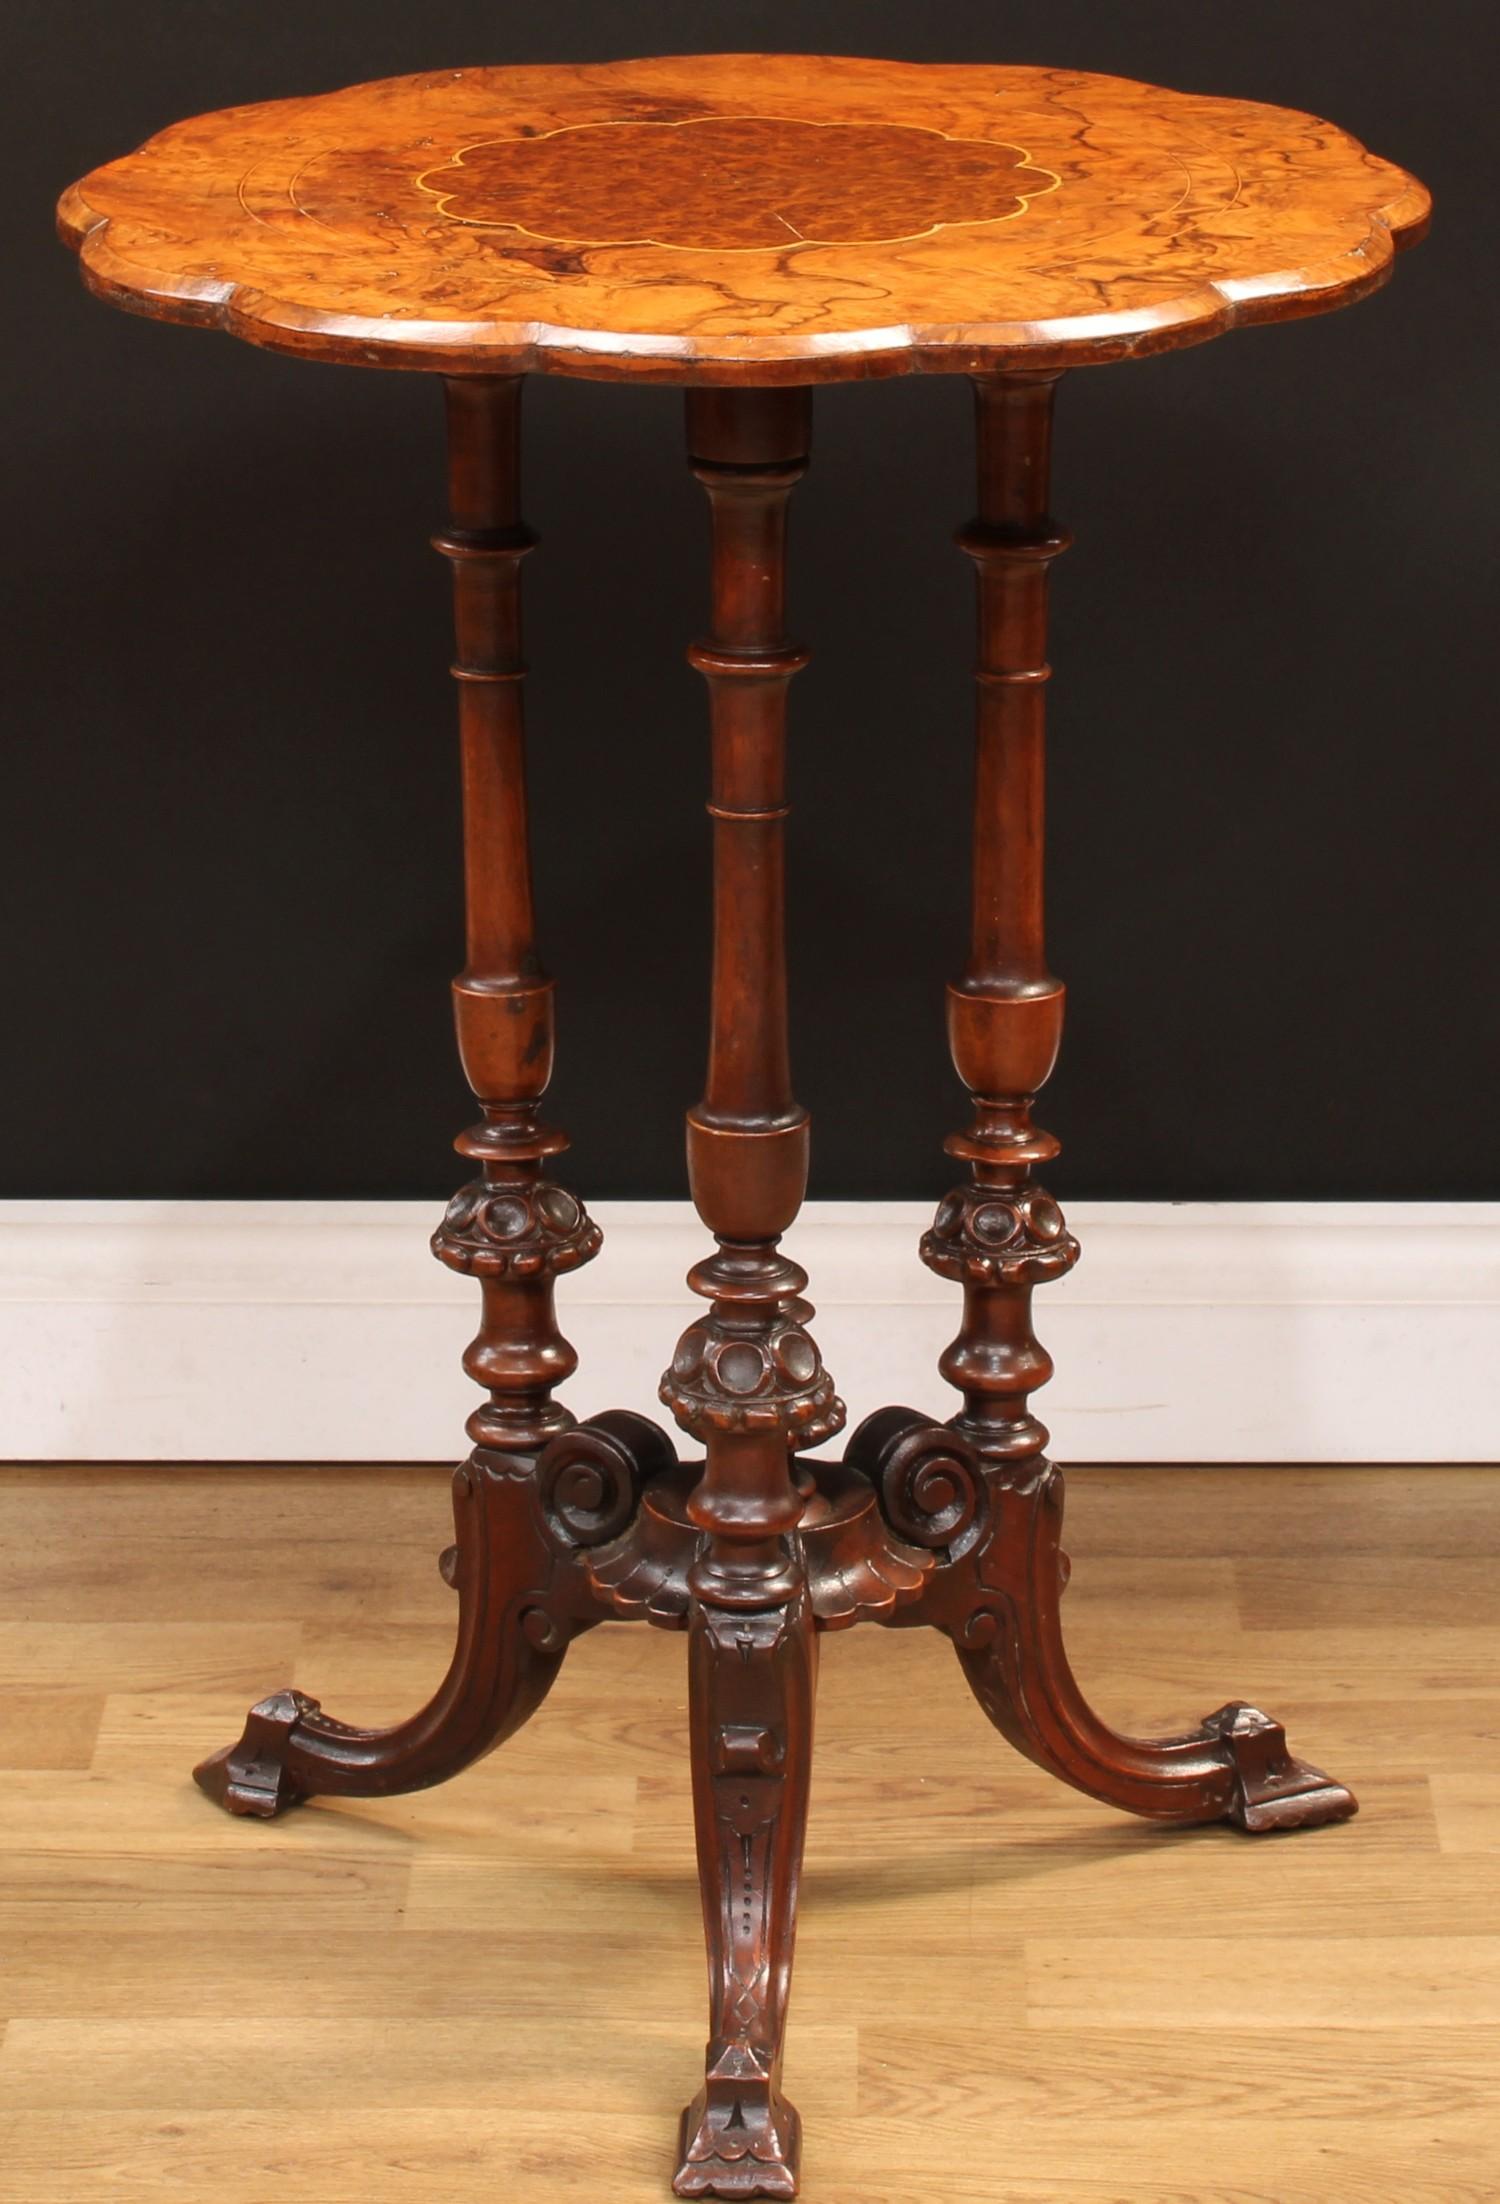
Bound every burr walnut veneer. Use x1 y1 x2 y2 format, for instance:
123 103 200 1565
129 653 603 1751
59 54 1429 2202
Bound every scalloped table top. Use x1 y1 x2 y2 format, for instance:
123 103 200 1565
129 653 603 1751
57 53 1430 383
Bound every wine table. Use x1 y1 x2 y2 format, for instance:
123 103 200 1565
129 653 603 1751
59 54 1429 2199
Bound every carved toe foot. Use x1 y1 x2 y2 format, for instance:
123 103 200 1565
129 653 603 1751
1206 1703 1358 1833
193 1688 318 1817
674 2061 802 2199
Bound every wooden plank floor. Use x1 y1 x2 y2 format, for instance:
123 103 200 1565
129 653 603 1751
1 1463 1496 2203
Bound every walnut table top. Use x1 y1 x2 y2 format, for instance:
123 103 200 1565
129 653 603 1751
57 52 1430 383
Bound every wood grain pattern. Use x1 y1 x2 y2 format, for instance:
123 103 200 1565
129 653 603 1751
2 1462 1496 2204
55 55 1429 382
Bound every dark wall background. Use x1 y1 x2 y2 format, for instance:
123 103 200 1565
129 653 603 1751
7 2 1495 1201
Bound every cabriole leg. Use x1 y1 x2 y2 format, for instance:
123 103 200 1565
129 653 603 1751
663 388 835 2199
195 376 613 1815
860 374 1356 1835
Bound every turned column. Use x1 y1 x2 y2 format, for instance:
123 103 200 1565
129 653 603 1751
191 376 604 1818
922 374 1080 1465
431 376 599 1457
663 387 837 2201
660 387 844 1596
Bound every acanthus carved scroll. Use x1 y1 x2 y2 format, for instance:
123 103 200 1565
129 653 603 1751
431 1176 602 1280
847 1406 989 1564
535 1409 677 1551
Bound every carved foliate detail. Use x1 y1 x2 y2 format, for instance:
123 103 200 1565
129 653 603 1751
585 1458 935 1634
678 2053 801 2200
588 1494 695 1628
921 1180 1079 1288
432 1176 602 1280
677 1589 813 2199
869 1445 1359 1832
811 1504 932 1629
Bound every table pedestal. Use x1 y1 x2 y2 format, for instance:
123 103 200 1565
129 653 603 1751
194 374 1355 2202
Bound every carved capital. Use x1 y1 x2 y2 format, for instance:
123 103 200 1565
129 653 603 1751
431 1177 602 1281
921 1180 1079 1288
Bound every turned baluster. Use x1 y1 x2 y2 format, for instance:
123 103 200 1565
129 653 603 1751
430 375 599 1457
857 376 1357 1837
659 387 844 1602
921 373 1080 1465
192 376 606 1816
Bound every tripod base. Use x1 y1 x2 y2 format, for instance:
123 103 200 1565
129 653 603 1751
195 1412 1355 2197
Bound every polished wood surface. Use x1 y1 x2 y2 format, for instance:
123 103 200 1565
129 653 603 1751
3 1461 1496 2204
190 374 615 1820
874 372 1353 1832
51 66 1435 2201
170 373 1362 2195
667 387 824 2195
56 55 1429 381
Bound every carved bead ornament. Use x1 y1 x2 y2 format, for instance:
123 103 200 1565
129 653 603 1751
661 1313 845 1447
431 1176 602 1279
921 1180 1080 1287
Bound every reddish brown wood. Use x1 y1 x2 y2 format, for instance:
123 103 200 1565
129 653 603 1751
429 374 601 1455
192 1448 587 1814
195 375 631 1814
658 388 834 2197
678 1592 815 2200
587 1457 932 1633
57 58 1430 2199
845 372 1356 1837
927 373 1079 1469
660 388 842 1590
849 1407 1357 1830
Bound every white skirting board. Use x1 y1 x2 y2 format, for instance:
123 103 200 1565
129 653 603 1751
1 1200 1496 1464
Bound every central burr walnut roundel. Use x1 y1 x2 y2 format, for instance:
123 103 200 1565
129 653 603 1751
419 114 1058 249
